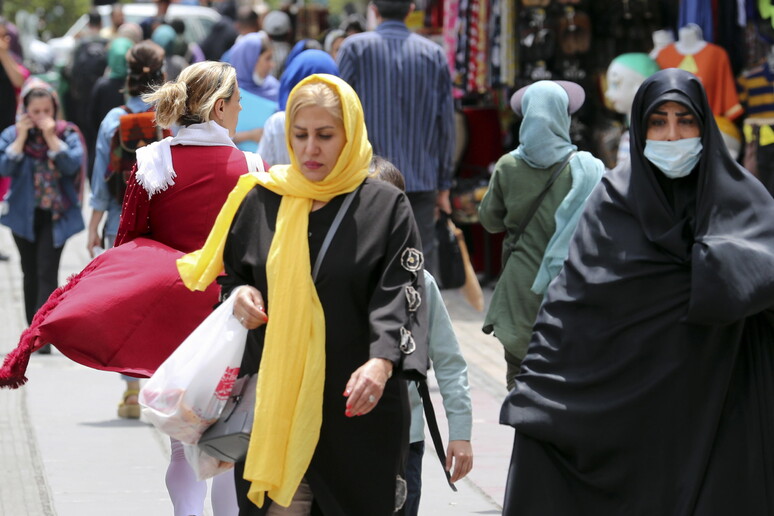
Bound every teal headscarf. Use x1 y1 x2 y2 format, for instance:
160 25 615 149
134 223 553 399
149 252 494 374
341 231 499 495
151 24 177 55
512 81 576 169
108 37 133 80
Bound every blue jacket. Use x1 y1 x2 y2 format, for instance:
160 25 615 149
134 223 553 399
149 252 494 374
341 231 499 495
0 125 85 247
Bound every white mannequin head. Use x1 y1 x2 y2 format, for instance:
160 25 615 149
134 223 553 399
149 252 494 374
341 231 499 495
605 54 660 120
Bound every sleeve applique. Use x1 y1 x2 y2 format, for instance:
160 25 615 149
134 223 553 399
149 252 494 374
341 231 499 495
405 285 421 312
400 326 416 355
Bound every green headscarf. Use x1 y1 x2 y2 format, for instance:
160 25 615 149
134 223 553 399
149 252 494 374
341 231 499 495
108 37 133 80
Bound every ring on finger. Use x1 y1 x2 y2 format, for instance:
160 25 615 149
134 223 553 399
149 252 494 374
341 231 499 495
239 315 245 324
368 394 376 403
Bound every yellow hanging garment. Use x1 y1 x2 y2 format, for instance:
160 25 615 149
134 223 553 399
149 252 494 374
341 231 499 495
177 74 372 508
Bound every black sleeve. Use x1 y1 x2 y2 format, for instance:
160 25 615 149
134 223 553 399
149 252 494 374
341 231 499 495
367 191 429 381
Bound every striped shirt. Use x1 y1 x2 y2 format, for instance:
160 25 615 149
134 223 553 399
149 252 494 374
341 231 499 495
738 63 774 120
337 21 455 192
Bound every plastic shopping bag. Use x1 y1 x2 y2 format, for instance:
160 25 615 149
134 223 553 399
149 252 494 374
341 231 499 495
139 289 248 444
183 443 234 481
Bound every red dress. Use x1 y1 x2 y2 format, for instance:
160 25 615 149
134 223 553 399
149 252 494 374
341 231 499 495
1 146 254 387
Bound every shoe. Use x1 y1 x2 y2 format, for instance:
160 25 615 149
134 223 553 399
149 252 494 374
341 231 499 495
117 389 141 419
36 344 51 355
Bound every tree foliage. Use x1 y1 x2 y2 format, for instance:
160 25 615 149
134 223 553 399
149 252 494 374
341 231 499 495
3 0 91 39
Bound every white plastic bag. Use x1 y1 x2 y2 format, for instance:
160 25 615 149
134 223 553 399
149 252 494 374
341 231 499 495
183 442 234 481
139 289 248 444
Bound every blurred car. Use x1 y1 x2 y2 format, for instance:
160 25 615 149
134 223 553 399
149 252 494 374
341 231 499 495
47 3 221 66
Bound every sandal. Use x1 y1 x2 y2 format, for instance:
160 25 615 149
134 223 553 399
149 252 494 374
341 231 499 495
117 389 141 419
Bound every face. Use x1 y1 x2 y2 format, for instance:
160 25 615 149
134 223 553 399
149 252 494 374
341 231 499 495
26 95 55 126
645 101 701 141
605 62 645 116
330 37 345 61
290 105 347 182
254 47 274 79
218 91 242 137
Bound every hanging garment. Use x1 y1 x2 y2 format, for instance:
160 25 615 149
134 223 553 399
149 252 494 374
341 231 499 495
655 42 743 119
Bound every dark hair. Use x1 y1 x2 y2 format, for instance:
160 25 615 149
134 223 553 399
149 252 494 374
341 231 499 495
126 40 166 97
339 13 366 34
24 88 57 118
88 10 102 27
236 6 260 28
373 0 411 21
170 19 185 35
370 156 405 191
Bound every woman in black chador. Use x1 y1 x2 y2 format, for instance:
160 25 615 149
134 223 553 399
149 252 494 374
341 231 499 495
501 68 774 515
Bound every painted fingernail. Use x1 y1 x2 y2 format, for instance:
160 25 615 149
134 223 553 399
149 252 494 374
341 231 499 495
345 410 352 417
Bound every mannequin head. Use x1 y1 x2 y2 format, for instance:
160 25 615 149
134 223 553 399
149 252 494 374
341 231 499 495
675 23 706 54
605 53 660 119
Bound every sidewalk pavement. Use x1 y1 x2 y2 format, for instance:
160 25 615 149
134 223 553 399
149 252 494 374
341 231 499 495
0 221 511 515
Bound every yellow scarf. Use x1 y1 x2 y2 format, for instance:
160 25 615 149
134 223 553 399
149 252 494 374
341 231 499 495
177 74 372 507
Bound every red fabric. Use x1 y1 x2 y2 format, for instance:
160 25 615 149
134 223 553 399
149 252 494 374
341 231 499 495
1 145 249 388
0 238 219 385
0 177 9 200
117 146 250 252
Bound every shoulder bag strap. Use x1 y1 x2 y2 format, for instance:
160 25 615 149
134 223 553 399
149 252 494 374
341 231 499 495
502 150 576 266
417 379 458 491
312 185 360 281
513 150 576 240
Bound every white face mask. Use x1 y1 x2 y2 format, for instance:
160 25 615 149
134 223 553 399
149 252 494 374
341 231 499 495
252 71 265 86
643 137 703 179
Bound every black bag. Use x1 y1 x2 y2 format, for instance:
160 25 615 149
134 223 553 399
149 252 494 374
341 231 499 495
435 211 466 290
197 374 257 462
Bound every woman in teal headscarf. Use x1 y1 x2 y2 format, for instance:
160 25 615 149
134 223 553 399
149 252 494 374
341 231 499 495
478 80 605 391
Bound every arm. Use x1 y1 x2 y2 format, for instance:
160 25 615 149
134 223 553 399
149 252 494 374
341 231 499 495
424 271 473 482
0 34 25 88
0 122 30 177
477 159 507 233
218 188 268 327
88 111 120 253
345 192 429 415
47 125 84 176
232 127 263 146
435 53 455 209
335 41 357 89
114 166 150 246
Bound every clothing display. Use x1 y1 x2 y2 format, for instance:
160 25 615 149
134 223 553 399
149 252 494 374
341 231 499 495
655 42 743 120
501 69 774 516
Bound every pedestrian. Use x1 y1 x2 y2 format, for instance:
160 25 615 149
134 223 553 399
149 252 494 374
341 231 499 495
0 78 86 353
258 49 338 166
85 37 134 180
177 73 428 514
261 10 292 77
500 68 774 515
230 32 280 150
371 155 474 516
0 60 260 516
337 0 455 275
323 29 346 61
0 16 31 262
478 80 604 390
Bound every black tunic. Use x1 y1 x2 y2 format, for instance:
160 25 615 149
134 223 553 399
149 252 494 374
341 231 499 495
500 69 774 516
219 178 428 515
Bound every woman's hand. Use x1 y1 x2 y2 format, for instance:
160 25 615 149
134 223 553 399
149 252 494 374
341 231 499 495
86 229 102 257
14 114 33 142
232 285 268 330
343 358 393 417
446 440 473 483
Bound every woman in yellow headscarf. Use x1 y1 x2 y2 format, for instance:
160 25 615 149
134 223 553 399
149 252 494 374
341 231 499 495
181 74 428 514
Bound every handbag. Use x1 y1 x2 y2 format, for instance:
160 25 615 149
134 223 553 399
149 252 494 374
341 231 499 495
435 211 466 290
197 186 361 463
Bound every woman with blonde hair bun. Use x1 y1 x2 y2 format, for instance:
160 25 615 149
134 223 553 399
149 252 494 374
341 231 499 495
1 60 265 515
